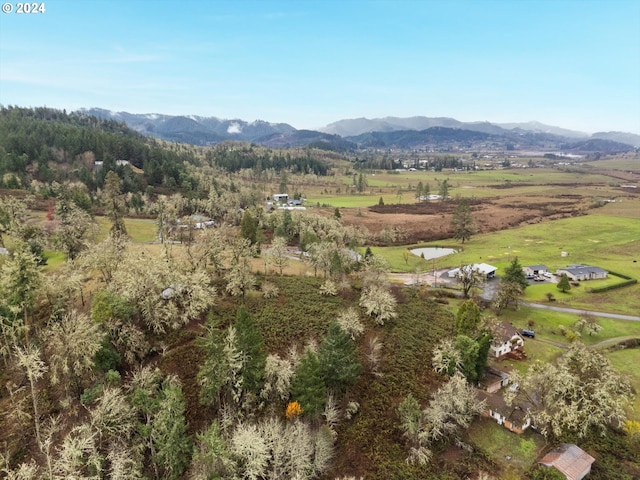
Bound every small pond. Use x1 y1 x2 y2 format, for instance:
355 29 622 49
410 247 458 260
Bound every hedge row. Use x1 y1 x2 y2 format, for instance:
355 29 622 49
591 278 638 293
606 270 634 280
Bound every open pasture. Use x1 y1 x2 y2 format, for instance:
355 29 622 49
309 167 630 205
371 212 640 313
505 307 640 347
95 216 157 243
467 417 546 476
606 348 640 422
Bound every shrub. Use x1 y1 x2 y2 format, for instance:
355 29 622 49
80 383 103 405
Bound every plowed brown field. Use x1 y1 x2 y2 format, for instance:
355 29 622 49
339 194 592 245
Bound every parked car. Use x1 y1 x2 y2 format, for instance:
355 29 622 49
522 329 535 338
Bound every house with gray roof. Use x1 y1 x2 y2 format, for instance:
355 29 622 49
555 264 607 281
523 264 549 276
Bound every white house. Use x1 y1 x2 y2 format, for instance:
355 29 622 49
490 321 524 358
556 264 607 281
477 390 532 434
448 263 497 279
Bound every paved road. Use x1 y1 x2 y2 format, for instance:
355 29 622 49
533 335 640 350
522 302 640 322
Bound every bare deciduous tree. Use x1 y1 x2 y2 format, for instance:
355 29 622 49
359 285 397 325
15 346 47 445
268 236 289 276
454 266 484 298
336 308 364 340
398 373 485 465
505 342 631 438
46 310 105 398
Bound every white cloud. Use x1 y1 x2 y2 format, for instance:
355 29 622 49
227 122 242 134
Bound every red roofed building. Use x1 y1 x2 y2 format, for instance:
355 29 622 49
539 443 595 480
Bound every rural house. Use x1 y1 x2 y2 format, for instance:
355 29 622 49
479 366 510 393
523 264 549 277
555 264 608 281
539 443 595 480
477 390 532 434
490 321 525 358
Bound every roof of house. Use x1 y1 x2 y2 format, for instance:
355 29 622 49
525 264 548 271
556 264 607 276
492 320 522 344
477 390 530 425
539 444 595 480
479 367 509 388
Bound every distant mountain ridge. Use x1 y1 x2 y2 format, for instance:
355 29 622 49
321 116 590 139
78 108 639 151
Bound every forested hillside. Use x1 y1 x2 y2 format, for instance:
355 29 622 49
0 107 333 196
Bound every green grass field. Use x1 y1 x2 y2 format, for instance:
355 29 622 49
397 213 640 314
95 216 158 243
503 306 640 346
313 167 627 202
467 417 546 477
606 348 640 422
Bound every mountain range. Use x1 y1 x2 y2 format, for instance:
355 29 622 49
79 108 640 153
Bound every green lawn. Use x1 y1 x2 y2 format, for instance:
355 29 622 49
504 306 640 346
42 249 66 271
467 417 546 477
361 245 439 273
306 193 411 208
606 348 640 422
406 214 640 314
95 216 158 243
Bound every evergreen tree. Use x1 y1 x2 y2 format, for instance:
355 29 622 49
290 349 326 418
454 299 481 336
0 245 42 346
151 378 191 480
454 335 480 383
438 179 450 200
474 332 493 381
503 257 528 290
197 320 228 408
104 170 128 237
235 307 266 397
240 210 258 247
557 273 571 293
279 170 288 194
451 199 475 243
318 322 362 393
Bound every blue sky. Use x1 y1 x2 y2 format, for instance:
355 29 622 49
1 0 639 133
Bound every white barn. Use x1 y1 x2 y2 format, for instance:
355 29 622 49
448 263 497 279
